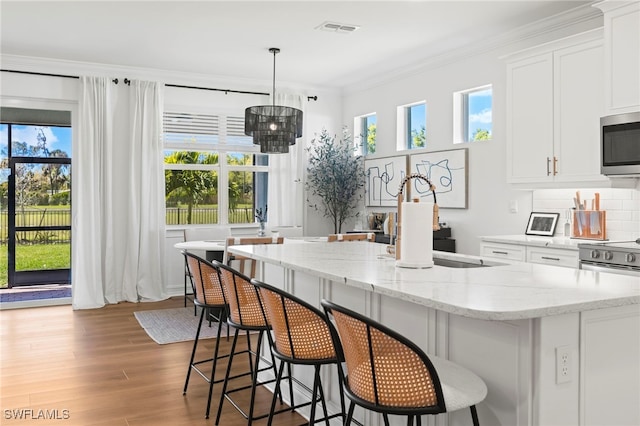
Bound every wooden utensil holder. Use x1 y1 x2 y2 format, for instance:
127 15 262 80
571 210 606 240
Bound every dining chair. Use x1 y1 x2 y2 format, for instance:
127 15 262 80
252 278 346 425
224 236 284 278
183 227 230 308
327 233 376 242
321 300 487 426
181 251 230 419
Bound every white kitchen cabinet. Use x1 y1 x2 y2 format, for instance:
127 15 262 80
594 1 640 114
527 246 579 268
480 242 526 262
505 29 606 185
480 236 580 269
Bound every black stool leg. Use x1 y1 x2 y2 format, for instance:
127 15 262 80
267 359 287 426
183 307 206 394
245 329 266 426
205 307 225 419
345 402 355 426
470 405 480 426
215 328 240 425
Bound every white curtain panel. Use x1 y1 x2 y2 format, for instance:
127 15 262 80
73 76 116 309
122 80 166 302
73 78 166 309
267 92 305 227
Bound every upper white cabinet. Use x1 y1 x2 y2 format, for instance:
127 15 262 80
506 29 606 185
594 1 640 114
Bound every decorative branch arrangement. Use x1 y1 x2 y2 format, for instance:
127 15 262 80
255 205 268 223
306 128 366 233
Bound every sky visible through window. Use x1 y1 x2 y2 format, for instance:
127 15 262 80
1 124 72 157
468 88 492 138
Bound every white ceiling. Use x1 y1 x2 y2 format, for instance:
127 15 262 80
1 1 595 90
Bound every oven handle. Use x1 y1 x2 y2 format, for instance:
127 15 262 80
580 261 640 276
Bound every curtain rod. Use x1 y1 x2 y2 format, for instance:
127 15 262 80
165 83 268 96
1 69 318 100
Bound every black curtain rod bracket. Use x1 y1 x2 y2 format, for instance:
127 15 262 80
307 96 318 102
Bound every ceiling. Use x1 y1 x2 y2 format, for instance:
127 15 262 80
1 1 595 90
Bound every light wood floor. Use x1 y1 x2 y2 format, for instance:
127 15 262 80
0 297 307 425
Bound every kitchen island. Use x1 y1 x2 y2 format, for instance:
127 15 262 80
228 241 640 426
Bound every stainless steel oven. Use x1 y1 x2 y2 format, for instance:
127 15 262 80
578 240 640 277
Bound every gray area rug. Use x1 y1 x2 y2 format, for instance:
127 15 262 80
134 307 229 345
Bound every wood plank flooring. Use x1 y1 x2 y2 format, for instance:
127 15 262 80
0 297 306 425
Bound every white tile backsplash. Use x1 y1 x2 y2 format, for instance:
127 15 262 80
533 188 640 241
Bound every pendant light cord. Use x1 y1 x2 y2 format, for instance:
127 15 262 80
269 47 280 106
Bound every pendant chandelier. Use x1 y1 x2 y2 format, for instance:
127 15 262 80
244 48 303 154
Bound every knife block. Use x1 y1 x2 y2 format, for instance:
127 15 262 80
571 210 606 240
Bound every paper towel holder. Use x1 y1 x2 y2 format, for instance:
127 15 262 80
393 173 440 262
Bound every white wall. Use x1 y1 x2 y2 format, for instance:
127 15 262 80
340 14 615 255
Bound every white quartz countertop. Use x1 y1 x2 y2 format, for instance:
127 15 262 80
228 241 640 321
479 234 584 250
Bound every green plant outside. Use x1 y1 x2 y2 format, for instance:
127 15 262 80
0 243 70 288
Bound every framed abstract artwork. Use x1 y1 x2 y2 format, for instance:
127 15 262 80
409 148 468 208
364 156 407 207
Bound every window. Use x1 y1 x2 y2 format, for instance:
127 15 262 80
397 101 426 150
163 110 268 226
354 113 376 155
453 85 492 143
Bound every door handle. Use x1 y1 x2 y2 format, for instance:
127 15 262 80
546 157 551 176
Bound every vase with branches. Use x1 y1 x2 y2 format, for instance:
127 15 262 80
305 128 366 233
255 205 267 236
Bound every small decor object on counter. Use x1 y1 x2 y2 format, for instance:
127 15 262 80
255 206 267 237
525 212 559 236
570 191 607 240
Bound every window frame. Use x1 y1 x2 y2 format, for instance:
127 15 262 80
396 101 426 150
353 112 376 156
453 84 493 143
163 108 268 228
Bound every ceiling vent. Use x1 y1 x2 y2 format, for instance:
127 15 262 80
316 21 360 34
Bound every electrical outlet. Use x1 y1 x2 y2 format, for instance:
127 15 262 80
555 345 572 384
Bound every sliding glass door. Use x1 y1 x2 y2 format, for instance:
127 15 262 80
1 112 72 287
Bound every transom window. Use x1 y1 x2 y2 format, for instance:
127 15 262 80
354 113 377 155
397 101 426 150
163 110 268 226
453 85 492 143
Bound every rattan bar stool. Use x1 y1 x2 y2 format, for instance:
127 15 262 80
321 300 487 426
252 279 346 425
214 261 284 426
181 251 230 419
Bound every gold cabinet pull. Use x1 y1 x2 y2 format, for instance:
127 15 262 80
553 156 558 176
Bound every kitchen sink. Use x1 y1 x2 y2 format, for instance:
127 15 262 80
433 257 492 268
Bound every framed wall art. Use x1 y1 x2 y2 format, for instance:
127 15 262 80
409 148 468 208
364 155 407 207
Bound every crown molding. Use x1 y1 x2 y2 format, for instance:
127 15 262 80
0 54 341 99
343 2 603 95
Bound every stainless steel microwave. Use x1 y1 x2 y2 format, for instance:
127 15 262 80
601 111 640 176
